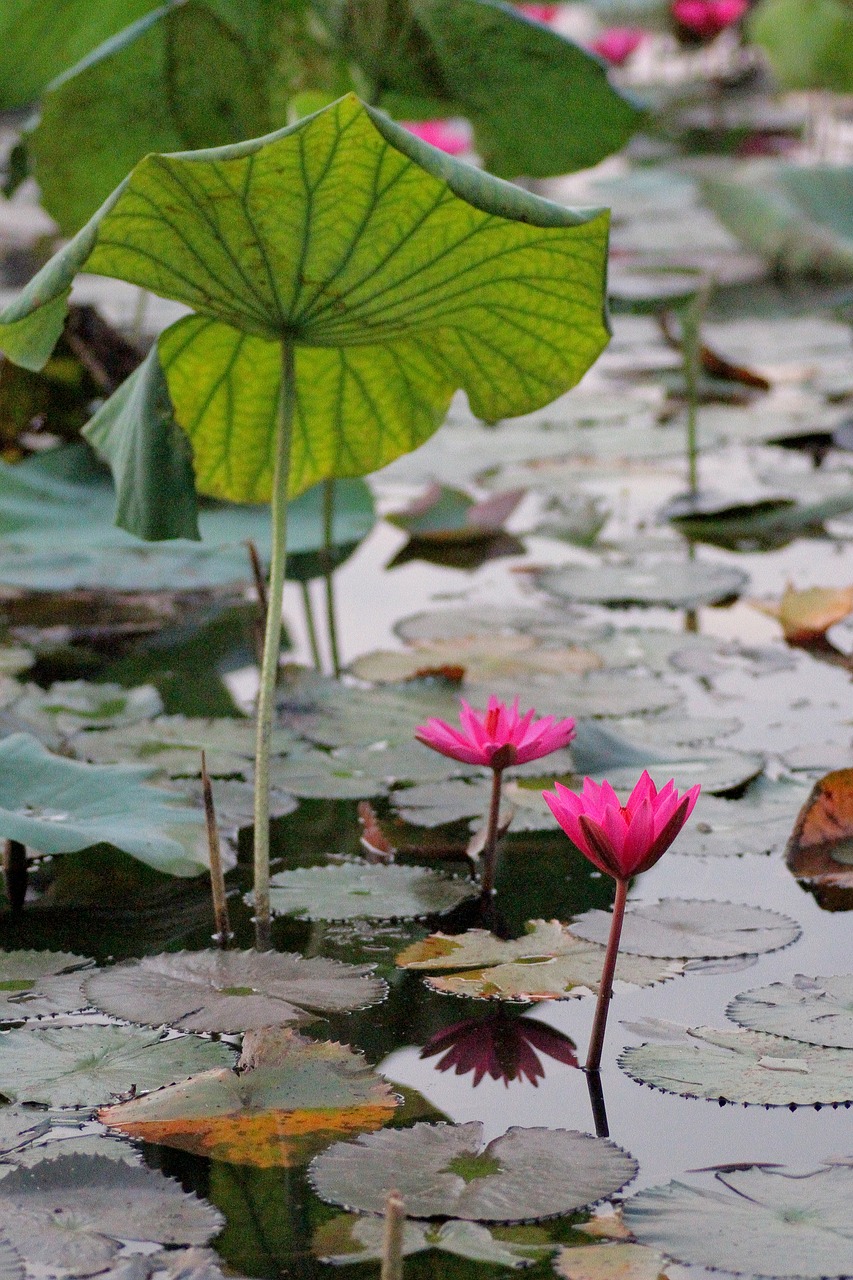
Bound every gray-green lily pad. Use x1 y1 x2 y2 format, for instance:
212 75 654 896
667 780 810 858
313 1213 552 1267
0 733 208 876
73 714 298 777
0 1107 51 1158
623 1165 853 1277
268 750 387 801
727 974 853 1048
468 674 683 721
0 950 93 1019
572 901 801 960
309 1121 637 1222
10 681 162 740
392 779 493 829
279 672 462 748
0 1237 22 1280
619 1025 853 1105
267 861 475 921
84 949 386 1034
536 561 749 609
571 722 763 796
0 1024 234 1108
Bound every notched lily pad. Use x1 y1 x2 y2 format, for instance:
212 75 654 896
314 1214 551 1267
554 1242 673 1280
677 784 808 858
727 974 853 1048
84 949 387 1034
571 901 801 960
396 921 684 1000
0 949 93 1019
267 860 475 921
536 561 749 609
309 1121 637 1222
0 1237 22 1280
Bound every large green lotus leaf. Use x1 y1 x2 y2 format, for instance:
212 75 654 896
0 96 609 536
396 920 684 1000
727 974 853 1049
571 901 801 960
536 561 749 609
84 948 386 1033
267 860 475 920
0 1024 234 1108
0 949 93 1020
619 1024 853 1105
701 163 853 280
749 0 853 92
0 733 207 876
623 1166 853 1278
99 1026 399 1167
314 1214 551 1267
310 1121 637 1222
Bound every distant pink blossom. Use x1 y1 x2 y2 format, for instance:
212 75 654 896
516 4 560 22
671 0 747 38
592 27 646 65
544 770 700 881
402 119 469 155
416 696 575 770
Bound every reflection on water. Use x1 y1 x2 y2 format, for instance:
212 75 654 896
420 1009 579 1087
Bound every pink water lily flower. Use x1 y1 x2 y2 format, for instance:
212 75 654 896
671 0 747 38
592 27 646 65
516 4 560 22
416 696 575 770
402 119 470 155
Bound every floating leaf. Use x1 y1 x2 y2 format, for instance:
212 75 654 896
571 901 801 960
536 562 749 609
396 920 683 1000
279 672 462 748
73 714 297 777
727 975 853 1049
84 949 386 1033
0 1024 234 1108
619 1024 853 1105
554 1242 671 1280
10 681 162 742
267 861 475 921
391 779 494 828
314 1214 551 1267
387 485 524 543
570 722 763 797
100 1027 399 1167
623 1165 853 1277
0 950 93 1019
676 783 808 858
309 1121 637 1222
0 1238 22 1280
349 635 602 685
752 584 853 643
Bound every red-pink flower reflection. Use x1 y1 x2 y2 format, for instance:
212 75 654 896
421 1012 578 1087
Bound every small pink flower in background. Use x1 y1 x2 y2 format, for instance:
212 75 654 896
416 696 576 770
516 4 560 22
592 27 646 65
544 771 700 882
421 1013 578 1087
671 0 747 38
401 119 470 156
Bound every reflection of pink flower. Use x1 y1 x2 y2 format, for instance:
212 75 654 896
516 4 560 22
401 120 469 155
544 771 700 881
416 696 575 770
592 27 646 65
671 0 747 38
421 1013 578 1086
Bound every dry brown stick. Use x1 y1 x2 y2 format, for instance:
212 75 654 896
201 751 231 947
381 1190 406 1280
3 840 26 914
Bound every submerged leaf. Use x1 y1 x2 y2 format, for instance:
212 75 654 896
267 860 475 920
313 1214 551 1267
309 1120 637 1222
571 901 801 960
727 974 853 1049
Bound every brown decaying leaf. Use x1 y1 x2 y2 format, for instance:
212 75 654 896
751 583 853 643
785 770 853 903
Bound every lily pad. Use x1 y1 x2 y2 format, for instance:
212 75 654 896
100 1027 399 1167
387 486 524 543
554 1242 673 1280
9 681 163 741
727 974 853 1048
536 561 749 609
623 1165 853 1277
0 733 208 876
267 861 475 921
674 783 809 858
314 1214 552 1267
391 779 494 829
309 1121 637 1222
74 714 298 777
279 672 461 749
570 722 763 797
619 1024 853 1105
0 1239 22 1280
571 901 801 960
349 634 602 685
84 949 386 1033
396 920 684 1000
0 1024 234 1108
0 950 93 1019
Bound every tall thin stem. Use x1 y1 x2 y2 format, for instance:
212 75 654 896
253 339 295 951
381 1191 405 1280
299 580 323 669
322 478 342 677
680 283 710 498
585 876 629 1073
479 766 504 901
201 751 231 947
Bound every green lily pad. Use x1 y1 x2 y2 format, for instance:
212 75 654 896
396 920 684 1000
268 750 387 801
267 860 475 921
278 672 462 749
572 901 801 960
84 949 386 1033
0 1024 234 1108
623 1165 853 1277
10 681 162 741
314 1213 552 1267
727 974 853 1048
73 714 297 776
391 779 494 829
0 733 207 876
309 1120 637 1222
619 1024 853 1105
536 561 749 609
0 950 93 1019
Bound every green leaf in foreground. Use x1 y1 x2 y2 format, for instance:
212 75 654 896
309 1121 637 1222
623 1165 853 1278
727 974 853 1048
267 860 475 920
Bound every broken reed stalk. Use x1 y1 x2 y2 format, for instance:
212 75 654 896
381 1190 406 1280
246 539 268 670
201 752 231 947
3 839 27 914
298 580 323 670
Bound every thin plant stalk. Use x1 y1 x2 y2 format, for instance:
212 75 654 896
322 478 342 677
585 1067 610 1139
680 283 710 497
201 751 231 947
381 1190 405 1280
130 286 149 346
253 340 296 951
479 766 505 901
299 580 323 669
246 539 268 670
585 876 629 1073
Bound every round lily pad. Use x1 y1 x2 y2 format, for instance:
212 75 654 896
619 1025 853 1105
623 1165 853 1277
267 861 475 921
84 949 387 1034
309 1121 637 1222
674 786 807 858
727 974 853 1048
0 949 93 1019
536 561 749 609
571 901 801 960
